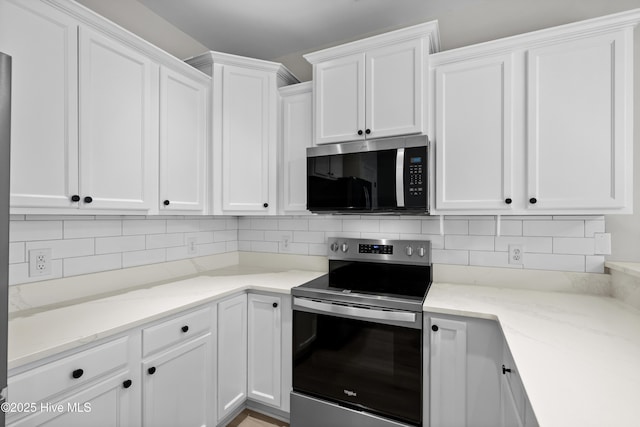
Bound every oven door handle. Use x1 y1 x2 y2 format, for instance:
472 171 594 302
293 297 416 324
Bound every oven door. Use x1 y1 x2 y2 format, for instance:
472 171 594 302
292 297 422 426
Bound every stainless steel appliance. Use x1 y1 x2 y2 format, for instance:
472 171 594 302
0 51 11 426
306 136 428 214
291 238 432 427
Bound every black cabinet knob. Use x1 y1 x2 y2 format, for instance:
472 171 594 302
123 379 132 389
365 129 371 135
263 203 269 208
163 200 170 206
272 302 278 308
72 369 84 379
431 325 439 332
83 196 93 204
181 325 189 333
357 130 363 135
505 198 512 204
529 197 537 204
148 367 156 375
71 195 80 202
502 365 512 375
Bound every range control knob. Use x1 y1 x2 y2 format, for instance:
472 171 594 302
341 242 349 253
406 246 413 256
418 247 426 257
330 242 340 252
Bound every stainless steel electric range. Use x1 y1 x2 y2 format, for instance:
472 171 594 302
291 238 432 427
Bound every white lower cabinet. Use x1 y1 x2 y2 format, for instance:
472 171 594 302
500 344 539 427
216 293 248 422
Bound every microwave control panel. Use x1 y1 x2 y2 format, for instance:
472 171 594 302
404 146 427 207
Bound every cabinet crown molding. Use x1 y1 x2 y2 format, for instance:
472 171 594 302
431 7 640 65
303 20 440 64
185 51 299 85
278 81 312 96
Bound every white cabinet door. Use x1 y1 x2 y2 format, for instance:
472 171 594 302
220 65 275 213
429 317 467 427
159 66 207 213
9 372 137 427
500 373 525 427
366 38 424 139
434 53 515 212
217 293 247 421
0 0 79 209
314 53 365 144
79 26 158 211
280 84 312 214
526 31 631 211
247 294 281 408
142 334 214 427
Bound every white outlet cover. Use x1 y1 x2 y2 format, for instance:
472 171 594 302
508 244 523 265
594 233 611 255
186 237 197 255
29 248 52 277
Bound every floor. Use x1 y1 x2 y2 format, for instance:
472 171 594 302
226 409 289 427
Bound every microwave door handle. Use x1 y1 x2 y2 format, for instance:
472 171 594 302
396 148 405 208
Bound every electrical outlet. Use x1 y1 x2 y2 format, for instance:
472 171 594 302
508 244 523 265
281 236 290 252
187 237 197 255
29 248 52 277
594 233 611 255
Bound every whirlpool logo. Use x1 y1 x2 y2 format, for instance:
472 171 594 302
343 389 357 397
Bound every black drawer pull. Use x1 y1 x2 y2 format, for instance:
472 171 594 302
365 129 371 135
358 130 363 136
505 198 512 204
431 325 439 332
163 200 170 206
181 325 189 333
71 195 80 202
148 367 156 375
272 302 278 308
71 369 84 379
502 365 512 375
83 196 93 204
123 379 132 389
529 197 537 204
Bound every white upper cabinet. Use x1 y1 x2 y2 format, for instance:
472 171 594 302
526 31 631 212
279 82 313 214
79 26 158 211
159 66 209 213
0 0 79 209
433 53 515 212
305 22 440 145
430 10 639 215
186 52 298 215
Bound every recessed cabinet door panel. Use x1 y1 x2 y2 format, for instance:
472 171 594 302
366 39 423 139
281 88 312 214
314 53 365 144
221 65 271 212
248 294 281 407
0 0 79 209
160 67 207 212
79 26 157 211
435 54 514 211
527 31 630 210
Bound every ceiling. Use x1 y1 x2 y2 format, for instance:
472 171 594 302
137 0 483 60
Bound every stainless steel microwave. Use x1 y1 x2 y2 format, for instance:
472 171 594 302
306 135 428 214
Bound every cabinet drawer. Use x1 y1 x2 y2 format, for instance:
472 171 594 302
8 336 129 405
143 306 212 356
502 344 526 419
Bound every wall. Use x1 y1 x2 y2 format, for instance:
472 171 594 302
8 216 238 286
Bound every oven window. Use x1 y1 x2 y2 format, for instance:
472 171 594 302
293 311 422 426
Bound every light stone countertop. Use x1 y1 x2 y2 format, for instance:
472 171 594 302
423 282 640 427
8 265 325 370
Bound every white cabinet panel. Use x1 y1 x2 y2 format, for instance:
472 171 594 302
0 0 79 209
434 54 514 211
429 317 467 427
79 26 158 211
247 294 281 408
366 38 424 139
279 83 312 214
314 54 365 144
159 66 207 213
142 334 213 427
526 31 630 211
217 293 247 421
221 65 274 213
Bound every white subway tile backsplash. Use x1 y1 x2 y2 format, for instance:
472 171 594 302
309 218 342 232
199 242 227 256
586 256 605 273
278 219 308 231
585 219 606 237
213 230 238 242
64 254 122 277
523 220 584 237
225 217 239 230
9 260 63 285
122 219 166 236
11 220 63 242
470 251 521 269
122 248 166 268
523 253 585 272
64 220 121 239
225 241 239 252
251 218 279 230
251 241 279 253
9 242 25 264
309 243 328 256
238 217 251 230
553 238 595 255
167 219 200 233
280 242 309 255
146 233 184 249
469 220 496 236
343 219 379 232
96 236 145 255
500 220 523 236
444 220 469 235
166 245 192 262
495 236 552 253
238 240 251 251
421 219 441 235
26 238 95 259
239 230 264 241
380 219 421 234
186 231 214 245
264 230 292 242
432 249 469 265
361 232 400 240
199 218 227 231
294 231 326 244
445 235 494 251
